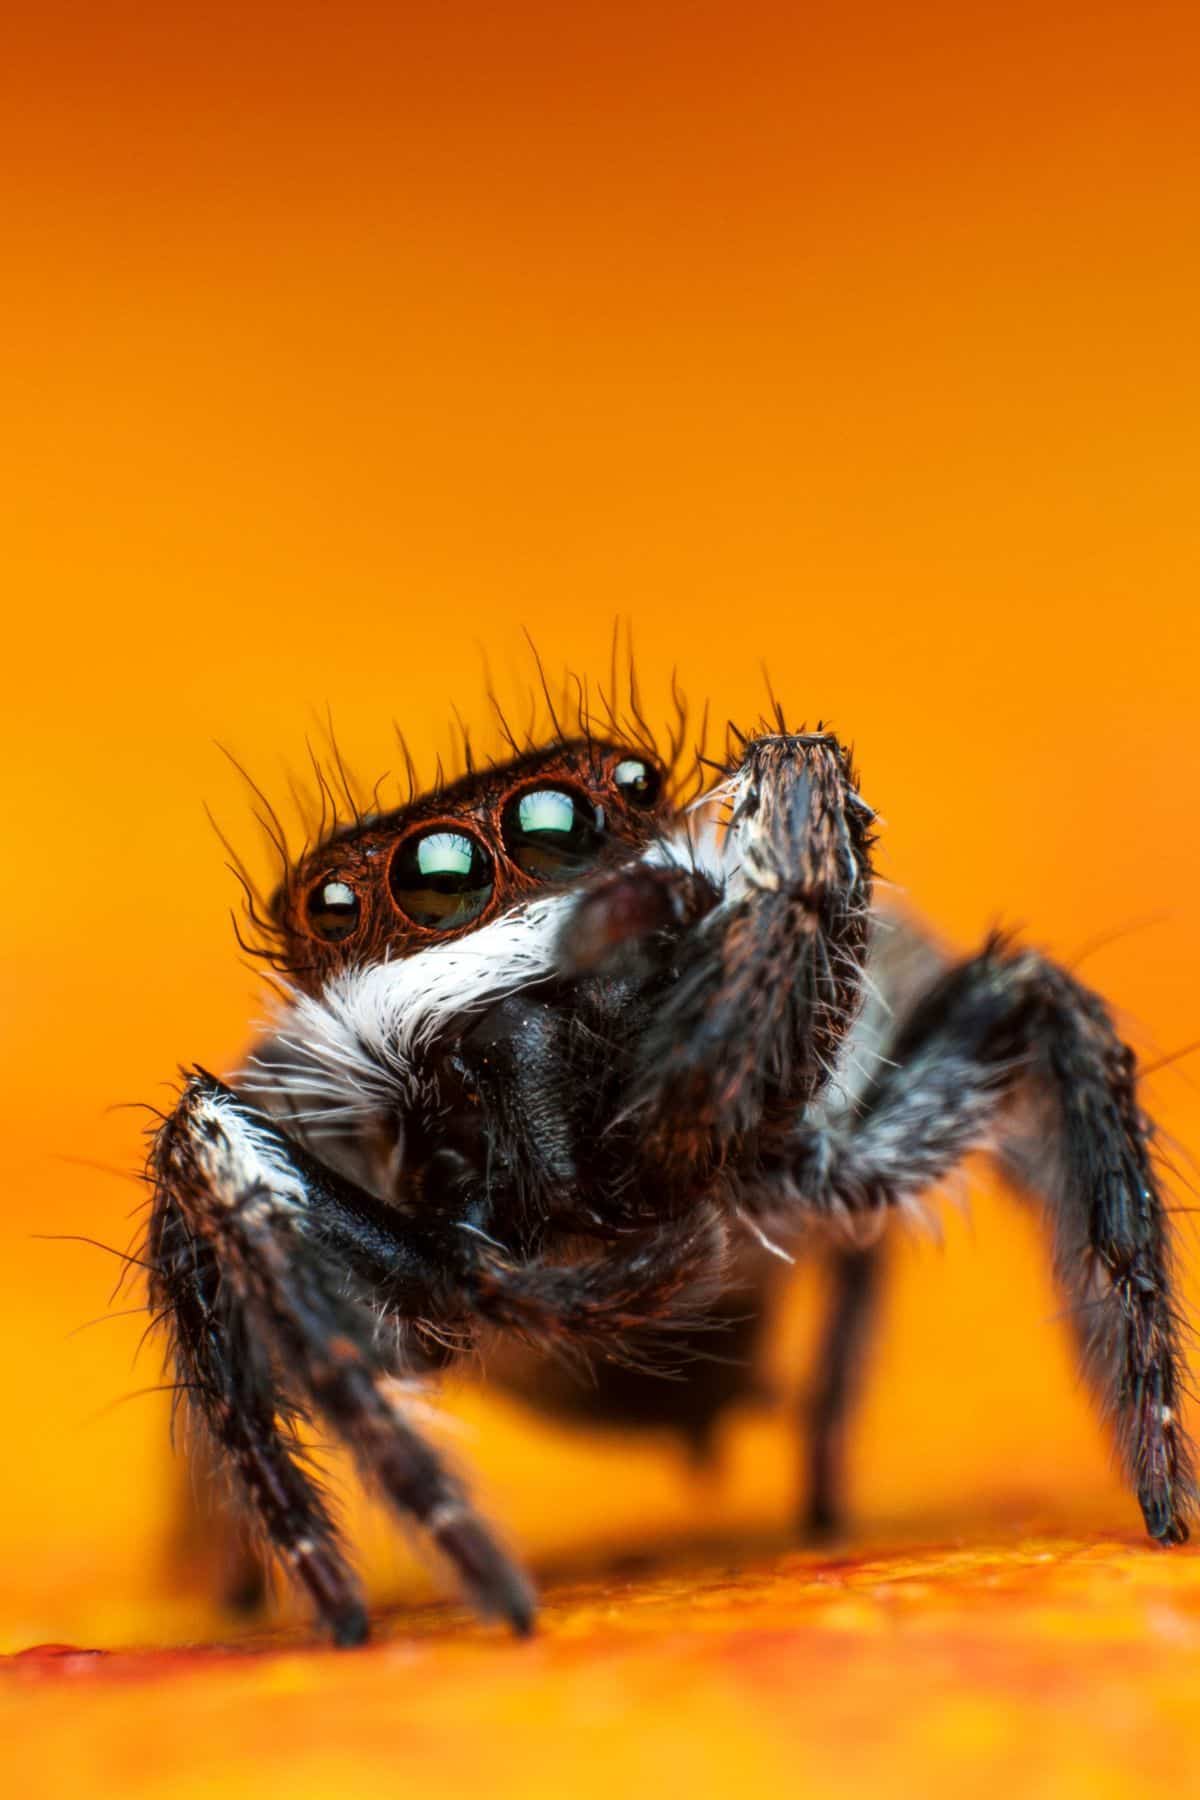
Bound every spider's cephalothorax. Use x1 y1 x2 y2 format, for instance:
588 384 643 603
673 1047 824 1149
148 716 1197 1645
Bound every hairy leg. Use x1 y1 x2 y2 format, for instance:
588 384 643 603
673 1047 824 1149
150 1192 370 1644
151 1072 536 1640
749 939 1197 1544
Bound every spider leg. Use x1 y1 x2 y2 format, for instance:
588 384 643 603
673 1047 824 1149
804 1239 887 1539
150 1072 536 1641
750 938 1197 1545
150 1191 369 1644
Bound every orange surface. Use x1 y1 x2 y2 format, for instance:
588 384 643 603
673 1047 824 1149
7 1536 1200 1800
3 3 1200 1795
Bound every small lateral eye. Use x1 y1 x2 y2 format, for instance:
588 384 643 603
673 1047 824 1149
389 827 494 929
501 785 604 880
613 757 662 809
306 877 361 943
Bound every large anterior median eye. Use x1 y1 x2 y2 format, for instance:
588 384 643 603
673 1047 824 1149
388 827 494 928
501 785 604 879
305 877 361 943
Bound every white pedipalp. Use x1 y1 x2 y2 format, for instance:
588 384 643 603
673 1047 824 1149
182 1087 309 1219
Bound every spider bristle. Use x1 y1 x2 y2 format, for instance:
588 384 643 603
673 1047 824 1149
521 628 566 747
393 724 421 806
323 703 364 831
305 737 339 846
203 804 270 914
215 744 293 875
450 703 476 776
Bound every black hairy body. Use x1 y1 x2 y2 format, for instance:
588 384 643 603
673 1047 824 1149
147 710 1196 1644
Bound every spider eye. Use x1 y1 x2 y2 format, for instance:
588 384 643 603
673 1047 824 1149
613 758 661 809
306 878 361 943
389 828 493 929
502 786 604 880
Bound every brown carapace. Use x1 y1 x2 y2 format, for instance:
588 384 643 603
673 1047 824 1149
270 740 673 992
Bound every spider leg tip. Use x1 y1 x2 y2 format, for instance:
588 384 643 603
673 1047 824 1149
331 1604 371 1649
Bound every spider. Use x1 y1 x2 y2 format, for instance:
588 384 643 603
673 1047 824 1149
148 701 1196 1646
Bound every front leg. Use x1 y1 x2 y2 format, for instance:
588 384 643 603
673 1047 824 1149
150 1071 536 1642
750 939 1198 1545
151 1188 370 1643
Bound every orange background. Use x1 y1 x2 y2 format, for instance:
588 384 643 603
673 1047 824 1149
2 0 1200 1789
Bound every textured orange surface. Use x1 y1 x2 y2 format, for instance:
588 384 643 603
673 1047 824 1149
7 1537 1200 1799
3 2 1200 1794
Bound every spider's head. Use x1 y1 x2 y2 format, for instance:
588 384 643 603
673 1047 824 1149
269 739 673 992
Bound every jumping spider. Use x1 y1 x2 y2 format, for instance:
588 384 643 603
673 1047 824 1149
149 708 1196 1645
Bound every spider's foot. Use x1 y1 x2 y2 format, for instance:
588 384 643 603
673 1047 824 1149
1141 1496 1190 1547
433 1509 538 1637
801 1497 847 1546
1139 1467 1193 1546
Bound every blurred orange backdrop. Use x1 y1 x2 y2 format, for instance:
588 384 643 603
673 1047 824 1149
2 0 1199 1657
